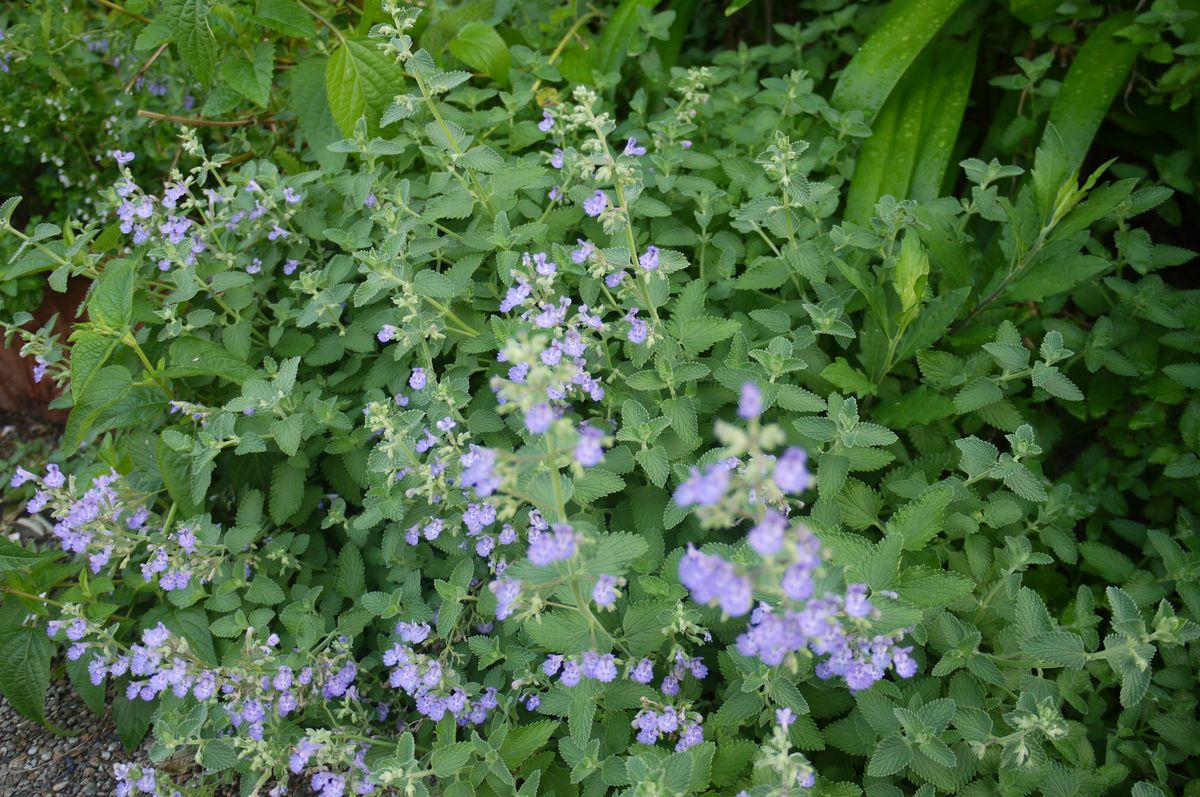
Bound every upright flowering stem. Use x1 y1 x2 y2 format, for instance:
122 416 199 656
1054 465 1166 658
584 112 661 327
121 331 173 398
409 72 498 221
545 429 569 522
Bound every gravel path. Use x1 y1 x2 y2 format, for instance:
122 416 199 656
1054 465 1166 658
0 681 156 796
0 412 302 797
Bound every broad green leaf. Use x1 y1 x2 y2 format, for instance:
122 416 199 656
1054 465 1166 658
449 23 510 85
0 627 52 725
113 692 155 752
887 484 953 550
337 545 366 599
65 653 106 715
247 575 286 605
200 739 239 771
256 0 314 38
830 0 967 119
867 734 912 777
918 698 956 733
1024 630 1088 669
325 38 405 137
0 538 58 572
1131 784 1167 797
955 436 999 479
271 415 304 457
954 377 1002 413
1030 362 1083 401
163 336 255 383
220 41 275 107
526 610 606 654
270 462 306 524
573 469 625 504
291 56 347 172
620 600 670 656
584 533 649 578
500 720 560 768
90 259 135 330
595 0 658 75
0 196 21 225
1038 14 1139 177
897 567 975 607
1007 253 1112 302
846 35 978 222
63 365 132 449
636 447 669 487
163 0 218 85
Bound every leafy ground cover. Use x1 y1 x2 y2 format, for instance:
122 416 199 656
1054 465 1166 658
0 1 1198 795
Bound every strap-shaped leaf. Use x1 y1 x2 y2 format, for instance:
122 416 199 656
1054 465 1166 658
831 0 968 120
845 35 978 222
1037 14 1139 177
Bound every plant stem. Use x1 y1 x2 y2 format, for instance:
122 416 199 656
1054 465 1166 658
137 110 278 128
94 0 149 23
423 298 479 337
411 73 498 220
122 331 173 398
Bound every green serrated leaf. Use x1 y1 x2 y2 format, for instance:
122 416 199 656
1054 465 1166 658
325 39 406 136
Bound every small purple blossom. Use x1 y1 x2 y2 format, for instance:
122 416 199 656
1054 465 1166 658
524 403 555 434
583 190 607 218
574 424 605 467
490 577 521 620
678 546 752 616
676 722 704 752
592 574 619 608
626 308 648 345
748 511 787 556
674 464 731 507
638 245 659 271
630 658 654 684
527 523 575 566
738 382 763 419
571 239 595 264
460 445 500 497
774 447 810 493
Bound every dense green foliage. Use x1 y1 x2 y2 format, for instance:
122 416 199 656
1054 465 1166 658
1 1 1198 796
